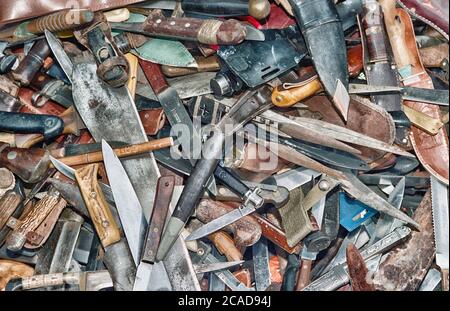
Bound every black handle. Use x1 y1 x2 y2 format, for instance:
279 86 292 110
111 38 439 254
214 162 250 199
0 111 64 140
182 0 249 17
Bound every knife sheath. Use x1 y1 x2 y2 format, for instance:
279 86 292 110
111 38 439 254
142 176 175 264
12 39 51 86
75 164 121 248
380 1 449 185
134 10 246 45
358 0 403 113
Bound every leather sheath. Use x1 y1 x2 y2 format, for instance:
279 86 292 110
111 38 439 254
301 95 396 161
397 0 449 40
0 0 145 26
138 108 166 136
397 9 449 185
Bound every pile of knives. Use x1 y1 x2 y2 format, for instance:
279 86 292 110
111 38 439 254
0 0 448 292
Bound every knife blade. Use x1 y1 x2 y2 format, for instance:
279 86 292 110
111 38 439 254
430 176 449 291
252 237 271 291
348 84 449 106
102 140 148 266
44 30 73 83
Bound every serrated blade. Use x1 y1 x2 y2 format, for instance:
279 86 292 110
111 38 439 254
430 176 449 271
102 140 147 266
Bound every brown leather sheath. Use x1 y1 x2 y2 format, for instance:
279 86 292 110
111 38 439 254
138 109 166 136
301 95 396 161
397 0 449 40
0 0 145 26
397 9 449 185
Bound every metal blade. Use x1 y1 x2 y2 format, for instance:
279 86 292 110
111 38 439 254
332 79 350 122
185 204 256 241
430 176 449 271
194 260 244 274
49 156 115 205
44 30 73 83
244 25 265 41
102 140 148 265
252 237 271 291
402 87 449 106
349 84 449 106
131 0 176 10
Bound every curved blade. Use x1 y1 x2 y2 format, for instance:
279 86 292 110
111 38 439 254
102 140 147 265
44 30 73 83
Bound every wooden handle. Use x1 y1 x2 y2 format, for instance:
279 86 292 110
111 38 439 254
0 145 49 183
379 0 414 70
0 191 22 231
295 259 312 291
272 78 323 107
161 55 221 77
138 58 169 94
208 231 243 262
59 137 173 167
442 269 449 292
125 53 138 98
0 260 34 291
5 188 65 252
75 164 121 248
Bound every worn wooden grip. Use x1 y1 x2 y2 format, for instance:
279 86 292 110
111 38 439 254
138 58 169 94
75 164 121 248
0 260 34 291
295 259 312 291
272 78 323 107
5 188 65 251
59 137 173 167
208 231 243 262
161 55 221 78
0 144 49 183
196 200 262 247
379 0 414 69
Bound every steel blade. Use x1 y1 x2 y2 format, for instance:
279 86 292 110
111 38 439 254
194 260 244 274
430 176 449 271
102 140 148 265
131 0 176 10
402 87 449 106
44 30 73 83
185 204 255 241
252 237 271 291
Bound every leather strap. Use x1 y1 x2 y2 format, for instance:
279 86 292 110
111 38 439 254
0 0 145 26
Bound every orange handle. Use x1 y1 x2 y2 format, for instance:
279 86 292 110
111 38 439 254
272 78 323 107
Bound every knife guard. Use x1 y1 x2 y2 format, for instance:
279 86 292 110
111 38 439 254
161 55 221 78
0 144 50 183
0 260 34 291
75 164 121 249
196 199 262 247
5 187 66 251
143 10 246 45
12 39 51 86
142 176 175 264
208 231 244 262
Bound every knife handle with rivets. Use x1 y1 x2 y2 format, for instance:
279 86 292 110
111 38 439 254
141 176 175 263
142 10 247 45
5 187 66 251
75 164 121 249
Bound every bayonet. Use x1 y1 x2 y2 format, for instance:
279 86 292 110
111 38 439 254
102 140 148 266
303 226 411 291
430 176 449 291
